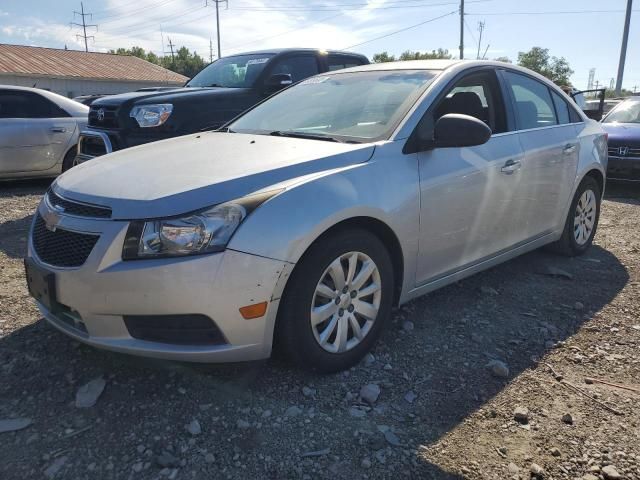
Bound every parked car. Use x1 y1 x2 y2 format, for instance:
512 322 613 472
72 94 111 106
76 49 369 163
0 85 88 179
26 60 607 372
601 96 640 181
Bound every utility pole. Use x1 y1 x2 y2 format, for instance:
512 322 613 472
595 80 600 90
206 0 227 59
71 2 97 52
167 38 175 62
209 38 214 63
459 0 464 59
476 21 485 60
615 0 633 96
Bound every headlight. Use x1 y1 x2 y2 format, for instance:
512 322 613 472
129 104 173 128
122 191 281 260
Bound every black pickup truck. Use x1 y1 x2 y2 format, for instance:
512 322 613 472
76 48 369 161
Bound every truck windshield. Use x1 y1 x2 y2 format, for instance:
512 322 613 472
229 70 439 142
603 99 640 124
186 54 275 88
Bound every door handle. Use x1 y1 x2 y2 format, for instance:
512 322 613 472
500 159 521 174
49 127 67 133
563 143 577 154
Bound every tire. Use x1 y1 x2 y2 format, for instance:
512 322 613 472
61 148 79 173
275 228 395 373
547 176 601 256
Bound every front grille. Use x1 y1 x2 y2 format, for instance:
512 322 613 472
32 214 99 268
608 145 640 160
89 105 119 128
47 190 112 219
123 315 227 346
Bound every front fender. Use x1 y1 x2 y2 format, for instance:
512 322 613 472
227 141 421 297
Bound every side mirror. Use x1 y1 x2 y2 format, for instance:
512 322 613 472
264 73 293 92
432 114 492 149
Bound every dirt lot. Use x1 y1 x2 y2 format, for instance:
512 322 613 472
0 180 638 480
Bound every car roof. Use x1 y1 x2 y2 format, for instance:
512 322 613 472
227 48 368 58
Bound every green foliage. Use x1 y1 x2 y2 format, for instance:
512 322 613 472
109 45 205 78
516 47 574 85
493 56 512 64
372 48 452 63
604 88 634 99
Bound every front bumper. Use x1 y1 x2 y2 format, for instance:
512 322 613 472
27 204 292 362
607 156 640 182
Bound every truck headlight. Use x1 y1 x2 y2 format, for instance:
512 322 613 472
129 104 173 128
122 191 281 260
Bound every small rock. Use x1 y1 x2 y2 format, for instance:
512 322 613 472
261 410 272 418
487 360 510 378
302 386 316 397
285 406 303 417
301 448 330 458
530 463 545 478
601 465 621 479
132 462 143 473
402 320 414 332
360 384 381 404
349 406 368 418
383 363 392 370
383 430 401 447
404 391 417 404
363 353 376 366
582 475 599 480
507 463 520 474
75 377 106 408
0 418 32 433
156 451 180 468
361 458 372 468
236 419 250 429
514 407 529 424
562 413 574 425
185 419 201 436
44 456 67 479
550 447 561 457
204 453 215 463
574 301 584 311
480 286 499 295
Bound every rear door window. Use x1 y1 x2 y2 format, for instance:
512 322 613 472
0 91 63 118
269 55 320 83
551 90 571 125
503 71 558 130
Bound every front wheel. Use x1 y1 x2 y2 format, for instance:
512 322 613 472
276 228 395 373
548 176 601 256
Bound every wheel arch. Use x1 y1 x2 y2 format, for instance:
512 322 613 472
584 168 605 197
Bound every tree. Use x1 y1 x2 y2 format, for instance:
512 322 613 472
517 47 574 85
372 48 451 63
110 45 206 78
493 56 512 64
372 51 396 63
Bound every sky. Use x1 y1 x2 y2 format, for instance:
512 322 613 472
0 0 638 91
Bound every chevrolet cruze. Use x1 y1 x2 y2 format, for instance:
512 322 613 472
25 60 607 372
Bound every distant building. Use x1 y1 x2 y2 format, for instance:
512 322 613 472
0 44 188 97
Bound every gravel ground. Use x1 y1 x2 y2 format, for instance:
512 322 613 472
0 179 639 480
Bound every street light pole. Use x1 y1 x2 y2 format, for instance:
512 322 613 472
615 0 633 96
459 0 464 59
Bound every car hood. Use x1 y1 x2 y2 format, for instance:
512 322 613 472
601 122 640 145
91 87 249 107
54 132 375 219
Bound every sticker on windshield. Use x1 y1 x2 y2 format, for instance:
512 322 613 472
247 58 270 65
300 76 329 85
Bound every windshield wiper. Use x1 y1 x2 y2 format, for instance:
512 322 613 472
268 130 341 143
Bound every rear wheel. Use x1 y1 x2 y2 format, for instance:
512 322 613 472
276 228 394 373
548 176 601 256
61 148 79 173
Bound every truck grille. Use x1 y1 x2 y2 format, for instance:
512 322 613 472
89 105 119 128
32 214 99 268
47 190 112 219
608 145 640 160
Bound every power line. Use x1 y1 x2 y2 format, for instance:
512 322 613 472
343 10 458 49
71 2 97 52
467 9 639 16
230 0 489 11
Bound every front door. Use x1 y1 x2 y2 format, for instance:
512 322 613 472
415 69 525 285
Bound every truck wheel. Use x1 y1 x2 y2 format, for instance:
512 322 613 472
276 228 394 373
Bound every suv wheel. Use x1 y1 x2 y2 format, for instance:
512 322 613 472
276 228 394 373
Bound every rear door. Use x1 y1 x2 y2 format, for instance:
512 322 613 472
501 71 579 240
415 68 525 285
0 90 73 174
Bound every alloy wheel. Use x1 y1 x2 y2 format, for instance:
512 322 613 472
574 189 596 245
310 251 382 353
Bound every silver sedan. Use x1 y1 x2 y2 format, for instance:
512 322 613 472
25 61 607 372
0 85 88 179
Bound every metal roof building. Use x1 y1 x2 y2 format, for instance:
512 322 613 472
0 44 188 98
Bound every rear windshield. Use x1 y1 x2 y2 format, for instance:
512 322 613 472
230 70 439 142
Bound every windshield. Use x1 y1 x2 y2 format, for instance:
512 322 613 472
603 99 640 124
229 70 439 142
187 54 275 88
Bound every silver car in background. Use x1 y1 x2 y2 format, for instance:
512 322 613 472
0 85 88 179
25 61 607 372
